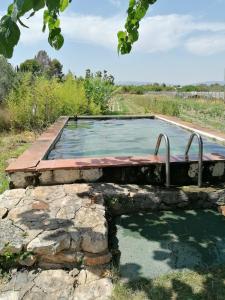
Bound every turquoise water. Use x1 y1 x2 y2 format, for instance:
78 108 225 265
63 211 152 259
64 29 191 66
47 119 225 159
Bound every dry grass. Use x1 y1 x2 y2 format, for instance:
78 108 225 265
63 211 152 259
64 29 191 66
111 94 225 133
0 131 36 193
112 265 225 300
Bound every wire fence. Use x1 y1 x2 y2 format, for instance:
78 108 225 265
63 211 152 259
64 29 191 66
145 91 225 100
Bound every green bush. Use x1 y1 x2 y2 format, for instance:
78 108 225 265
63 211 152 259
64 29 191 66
119 84 176 95
84 77 114 113
0 56 17 102
7 73 100 131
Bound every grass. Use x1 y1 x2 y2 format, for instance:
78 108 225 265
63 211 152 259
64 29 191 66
0 131 36 193
111 93 225 133
112 265 225 300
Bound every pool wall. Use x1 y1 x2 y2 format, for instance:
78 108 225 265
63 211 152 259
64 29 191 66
6 115 225 188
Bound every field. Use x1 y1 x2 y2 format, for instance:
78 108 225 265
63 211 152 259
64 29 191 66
112 93 225 133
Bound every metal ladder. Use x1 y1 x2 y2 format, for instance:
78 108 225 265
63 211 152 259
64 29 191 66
154 133 171 187
154 132 203 188
185 133 203 187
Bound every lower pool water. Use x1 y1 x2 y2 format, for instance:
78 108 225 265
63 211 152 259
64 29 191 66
47 118 225 159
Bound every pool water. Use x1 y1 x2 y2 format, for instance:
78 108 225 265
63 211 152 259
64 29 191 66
47 119 225 159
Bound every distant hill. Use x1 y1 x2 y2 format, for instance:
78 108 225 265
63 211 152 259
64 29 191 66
194 81 224 86
116 81 150 86
116 81 225 87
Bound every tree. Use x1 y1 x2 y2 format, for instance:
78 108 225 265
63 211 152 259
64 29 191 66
35 50 51 69
0 0 156 58
20 50 64 80
0 55 17 101
20 59 42 75
47 59 64 80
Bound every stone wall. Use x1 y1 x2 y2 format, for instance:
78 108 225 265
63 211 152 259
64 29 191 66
1 183 225 299
8 161 225 189
0 185 111 269
0 183 225 270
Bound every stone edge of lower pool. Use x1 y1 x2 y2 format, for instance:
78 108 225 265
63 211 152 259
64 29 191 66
5 115 225 188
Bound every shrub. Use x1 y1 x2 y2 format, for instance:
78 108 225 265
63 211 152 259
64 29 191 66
56 73 101 115
7 73 100 131
84 77 114 113
0 56 17 102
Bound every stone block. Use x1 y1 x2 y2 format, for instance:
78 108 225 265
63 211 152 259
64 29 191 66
84 251 112 266
27 229 70 255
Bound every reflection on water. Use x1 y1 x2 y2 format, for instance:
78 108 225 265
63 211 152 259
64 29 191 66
47 119 225 159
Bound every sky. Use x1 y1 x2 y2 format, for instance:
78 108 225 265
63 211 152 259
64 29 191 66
1 0 225 85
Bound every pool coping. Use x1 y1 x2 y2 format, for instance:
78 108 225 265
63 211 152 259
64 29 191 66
155 115 225 144
6 116 69 172
6 115 225 174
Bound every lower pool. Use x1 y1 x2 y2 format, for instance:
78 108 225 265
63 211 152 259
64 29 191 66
47 118 225 160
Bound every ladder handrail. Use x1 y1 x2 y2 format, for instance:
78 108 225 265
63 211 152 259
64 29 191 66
185 132 203 187
154 133 170 187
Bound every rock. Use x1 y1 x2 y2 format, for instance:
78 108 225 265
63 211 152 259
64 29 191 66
0 189 26 210
53 170 81 184
27 229 70 255
73 278 112 300
76 269 87 285
63 184 91 196
84 266 110 283
161 190 189 205
84 252 112 266
0 290 20 300
69 229 81 251
81 169 103 182
0 270 38 299
18 254 36 267
22 286 46 300
31 186 66 202
56 196 81 219
8 205 48 229
32 201 49 211
9 172 35 189
0 208 7 219
75 207 108 253
69 268 80 278
0 220 24 254
40 250 82 265
38 261 67 270
34 270 75 300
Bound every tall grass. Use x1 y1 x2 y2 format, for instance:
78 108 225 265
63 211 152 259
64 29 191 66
119 94 225 117
116 94 225 132
0 107 10 131
7 73 100 131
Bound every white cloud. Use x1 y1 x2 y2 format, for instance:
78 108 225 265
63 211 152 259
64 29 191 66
186 34 225 55
61 13 122 49
7 11 225 56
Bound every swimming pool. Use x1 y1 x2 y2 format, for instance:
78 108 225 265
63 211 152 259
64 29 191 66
6 116 225 188
47 118 225 160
